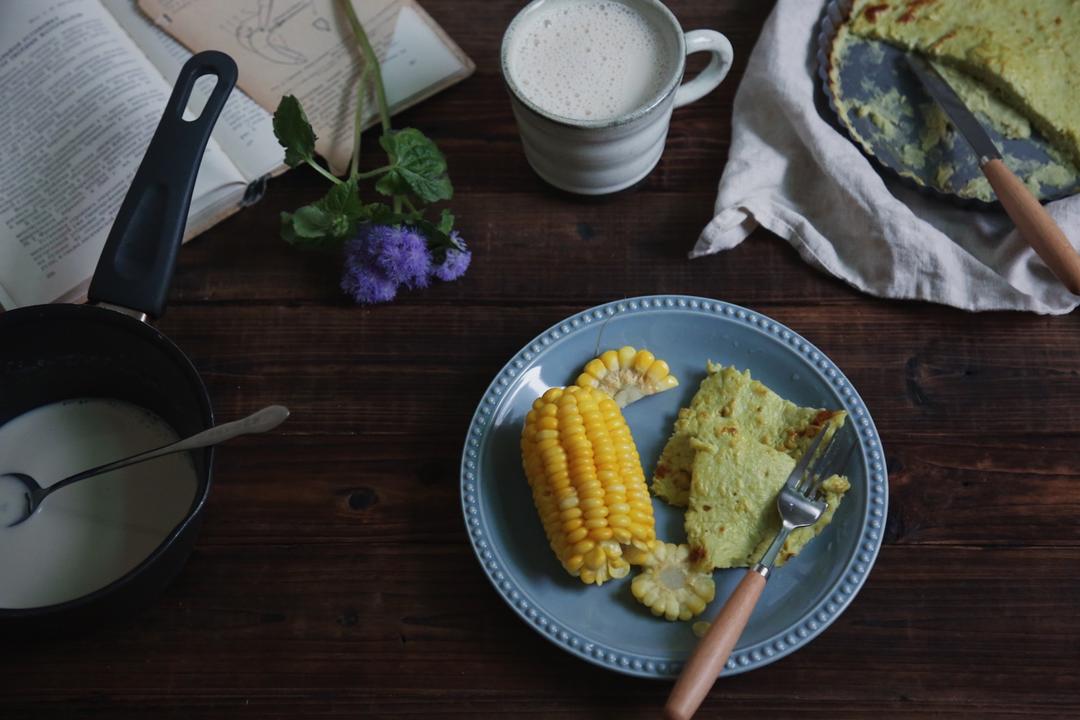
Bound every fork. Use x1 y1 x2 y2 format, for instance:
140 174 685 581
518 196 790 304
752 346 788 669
664 427 854 720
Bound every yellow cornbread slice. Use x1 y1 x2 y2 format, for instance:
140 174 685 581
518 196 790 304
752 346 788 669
685 433 851 571
651 364 841 506
848 0 1080 166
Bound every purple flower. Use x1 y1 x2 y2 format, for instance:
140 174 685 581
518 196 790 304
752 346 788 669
342 223 469 301
342 238 398 304
433 231 471 282
364 224 432 288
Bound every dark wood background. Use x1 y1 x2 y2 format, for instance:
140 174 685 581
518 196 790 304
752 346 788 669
6 1 1080 717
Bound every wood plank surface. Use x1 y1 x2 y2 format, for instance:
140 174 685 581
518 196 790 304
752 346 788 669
4 0 1080 717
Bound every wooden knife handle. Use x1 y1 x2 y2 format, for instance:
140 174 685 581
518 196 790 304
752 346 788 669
664 570 767 720
982 158 1080 295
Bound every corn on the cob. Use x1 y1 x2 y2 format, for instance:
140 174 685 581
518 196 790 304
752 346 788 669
574 346 679 408
520 385 657 586
627 542 715 621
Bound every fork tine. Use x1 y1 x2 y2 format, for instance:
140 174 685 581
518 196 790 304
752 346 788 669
808 435 856 499
796 429 838 493
785 427 828 490
802 429 840 485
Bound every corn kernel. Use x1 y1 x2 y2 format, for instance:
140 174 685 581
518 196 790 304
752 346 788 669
575 373 598 388
632 349 655 373
645 359 671 383
584 359 607 378
572 539 596 555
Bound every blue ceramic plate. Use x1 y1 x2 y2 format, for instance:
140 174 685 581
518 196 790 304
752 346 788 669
461 296 887 678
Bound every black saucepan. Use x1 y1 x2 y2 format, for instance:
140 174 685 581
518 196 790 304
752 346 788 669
0 51 238 631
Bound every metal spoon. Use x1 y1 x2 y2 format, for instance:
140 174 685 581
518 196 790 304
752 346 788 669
0 405 290 528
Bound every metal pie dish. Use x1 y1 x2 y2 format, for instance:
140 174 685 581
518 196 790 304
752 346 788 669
460 295 887 678
816 0 1080 209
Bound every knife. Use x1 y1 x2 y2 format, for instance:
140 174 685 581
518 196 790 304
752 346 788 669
906 54 1080 295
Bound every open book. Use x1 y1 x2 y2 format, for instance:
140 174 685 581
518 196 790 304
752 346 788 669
0 0 473 309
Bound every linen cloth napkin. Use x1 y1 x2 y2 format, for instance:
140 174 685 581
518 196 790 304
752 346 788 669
692 0 1080 314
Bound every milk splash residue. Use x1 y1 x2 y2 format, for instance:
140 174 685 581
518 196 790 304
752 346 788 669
0 399 198 609
507 0 673 123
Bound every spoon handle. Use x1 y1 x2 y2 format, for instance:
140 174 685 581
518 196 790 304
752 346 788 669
41 406 290 499
164 405 291 455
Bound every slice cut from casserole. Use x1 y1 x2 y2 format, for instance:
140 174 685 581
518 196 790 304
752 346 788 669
685 431 851 571
651 364 841 507
848 0 1080 166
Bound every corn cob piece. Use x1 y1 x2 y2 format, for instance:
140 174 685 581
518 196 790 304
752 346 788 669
627 542 715 621
574 346 679 408
520 385 657 586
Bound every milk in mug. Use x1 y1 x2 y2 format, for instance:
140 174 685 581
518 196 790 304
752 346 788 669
505 0 674 122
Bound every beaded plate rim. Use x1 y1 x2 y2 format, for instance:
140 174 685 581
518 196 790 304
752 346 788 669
460 295 888 679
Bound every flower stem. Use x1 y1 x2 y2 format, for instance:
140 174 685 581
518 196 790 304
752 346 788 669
305 158 343 184
393 196 402 214
341 0 391 134
349 66 370 181
355 164 391 179
402 196 419 215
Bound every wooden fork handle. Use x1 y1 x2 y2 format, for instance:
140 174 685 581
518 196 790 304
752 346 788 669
982 158 1080 295
664 569 767 720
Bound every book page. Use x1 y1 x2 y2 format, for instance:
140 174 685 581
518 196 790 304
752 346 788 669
0 0 245 309
138 0 474 175
102 0 285 182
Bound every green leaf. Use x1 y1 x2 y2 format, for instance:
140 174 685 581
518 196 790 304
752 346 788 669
280 211 300 245
273 95 317 167
292 205 333 238
362 202 411 226
281 210 333 249
281 207 337 249
375 128 453 203
360 202 388 221
319 177 367 220
437 208 455 234
279 179 366 250
319 177 365 235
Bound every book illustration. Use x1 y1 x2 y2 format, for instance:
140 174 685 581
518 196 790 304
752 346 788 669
235 0 333 66
139 0 475 175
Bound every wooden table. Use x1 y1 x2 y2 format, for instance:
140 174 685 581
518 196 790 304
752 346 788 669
7 1 1080 717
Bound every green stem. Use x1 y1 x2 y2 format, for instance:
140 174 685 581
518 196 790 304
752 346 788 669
402 196 419 215
341 0 391 134
305 158 343 184
393 196 402 214
355 164 391 179
349 66 371 181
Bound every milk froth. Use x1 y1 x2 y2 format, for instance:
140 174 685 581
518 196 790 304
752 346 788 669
507 0 672 122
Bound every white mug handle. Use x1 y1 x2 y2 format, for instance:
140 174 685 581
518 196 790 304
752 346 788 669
673 29 734 109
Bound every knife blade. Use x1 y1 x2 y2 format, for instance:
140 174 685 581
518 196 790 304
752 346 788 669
905 54 1001 163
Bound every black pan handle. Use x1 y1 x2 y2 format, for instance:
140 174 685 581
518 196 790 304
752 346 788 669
88 51 238 319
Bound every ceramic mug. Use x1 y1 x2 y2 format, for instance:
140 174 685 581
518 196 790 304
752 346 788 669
501 0 734 195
